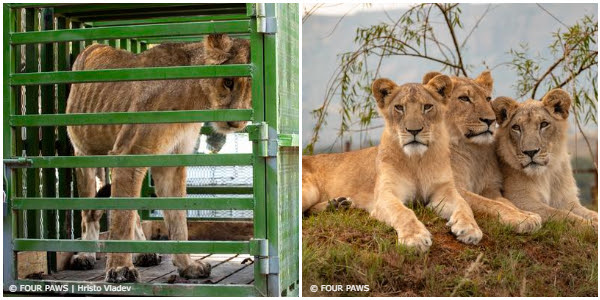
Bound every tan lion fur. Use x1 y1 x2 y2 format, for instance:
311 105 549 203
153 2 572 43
303 75 482 252
493 89 598 230
66 34 251 282
422 71 541 234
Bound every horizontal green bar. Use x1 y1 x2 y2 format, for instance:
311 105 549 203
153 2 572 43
12 197 254 210
12 280 256 296
4 154 253 168
10 64 252 85
10 109 253 126
187 185 253 195
91 14 249 27
14 239 253 254
10 20 251 44
278 134 300 147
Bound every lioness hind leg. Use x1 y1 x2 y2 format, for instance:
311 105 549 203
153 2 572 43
306 197 354 215
428 184 482 245
132 212 162 267
70 167 103 270
152 166 211 279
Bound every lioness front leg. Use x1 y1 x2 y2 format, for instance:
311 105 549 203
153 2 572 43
428 184 482 244
105 166 147 283
461 189 541 234
132 212 162 267
70 166 103 270
371 181 432 252
152 166 211 279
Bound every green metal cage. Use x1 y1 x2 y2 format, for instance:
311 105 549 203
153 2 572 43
3 3 299 296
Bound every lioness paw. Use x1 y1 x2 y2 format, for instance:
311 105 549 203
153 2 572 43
448 217 482 245
179 260 211 279
105 266 139 283
513 212 542 234
133 253 162 267
397 221 432 253
326 197 354 211
70 253 96 270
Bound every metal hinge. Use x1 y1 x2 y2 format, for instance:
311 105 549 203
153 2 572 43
256 3 277 33
247 122 277 157
251 238 269 275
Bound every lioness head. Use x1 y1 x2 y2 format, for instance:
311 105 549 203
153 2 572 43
198 34 251 133
423 71 495 144
492 89 571 176
372 75 453 156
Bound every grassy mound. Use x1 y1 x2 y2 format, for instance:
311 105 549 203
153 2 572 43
302 205 598 297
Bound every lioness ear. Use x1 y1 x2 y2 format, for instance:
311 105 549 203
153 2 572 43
204 34 233 65
491 96 518 127
422 71 443 84
541 88 571 120
425 74 453 104
475 70 493 92
372 78 397 109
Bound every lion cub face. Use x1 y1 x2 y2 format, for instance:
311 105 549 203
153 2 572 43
199 34 252 133
423 71 495 144
372 75 453 156
493 89 571 176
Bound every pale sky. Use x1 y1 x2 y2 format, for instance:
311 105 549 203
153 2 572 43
303 3 413 16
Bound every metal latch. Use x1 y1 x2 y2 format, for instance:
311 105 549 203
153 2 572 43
256 3 277 34
251 238 269 275
247 122 276 157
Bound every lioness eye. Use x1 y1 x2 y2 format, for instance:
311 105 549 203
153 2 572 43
511 124 520 131
458 96 471 102
394 105 404 113
424 104 433 112
540 121 549 129
223 78 234 89
486 97 492 101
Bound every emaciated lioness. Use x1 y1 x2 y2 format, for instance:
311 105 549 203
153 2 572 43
303 75 482 252
493 89 598 229
66 34 251 282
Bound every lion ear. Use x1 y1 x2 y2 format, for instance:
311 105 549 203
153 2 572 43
422 71 443 84
372 78 397 109
475 70 493 92
541 89 571 120
204 34 233 65
491 96 518 127
425 74 453 104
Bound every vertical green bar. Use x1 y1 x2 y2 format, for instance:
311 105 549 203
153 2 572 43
130 39 139 53
249 13 268 296
4 4 18 285
40 7 57 271
70 20 82 239
12 8 24 239
24 8 41 239
120 38 130 51
108 39 116 47
140 42 147 52
56 17 71 240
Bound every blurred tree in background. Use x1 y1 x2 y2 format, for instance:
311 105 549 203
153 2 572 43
304 4 598 174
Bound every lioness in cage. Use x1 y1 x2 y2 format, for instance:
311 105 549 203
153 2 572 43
66 34 251 283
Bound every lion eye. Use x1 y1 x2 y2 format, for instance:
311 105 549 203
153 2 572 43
511 124 521 131
540 121 549 129
223 78 234 89
458 96 471 102
424 104 433 112
486 97 492 101
394 105 404 113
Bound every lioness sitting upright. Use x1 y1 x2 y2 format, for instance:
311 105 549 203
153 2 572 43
66 34 251 282
422 71 541 233
303 75 482 252
492 89 598 229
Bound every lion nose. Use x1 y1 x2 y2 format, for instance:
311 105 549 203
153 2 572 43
227 121 246 129
480 118 495 126
406 128 423 136
522 149 540 158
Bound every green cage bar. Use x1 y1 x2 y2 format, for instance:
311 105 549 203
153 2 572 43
3 3 299 297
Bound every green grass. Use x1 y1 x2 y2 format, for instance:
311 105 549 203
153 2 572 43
302 205 598 296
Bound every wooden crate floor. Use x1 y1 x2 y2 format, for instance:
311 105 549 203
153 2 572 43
42 254 255 285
